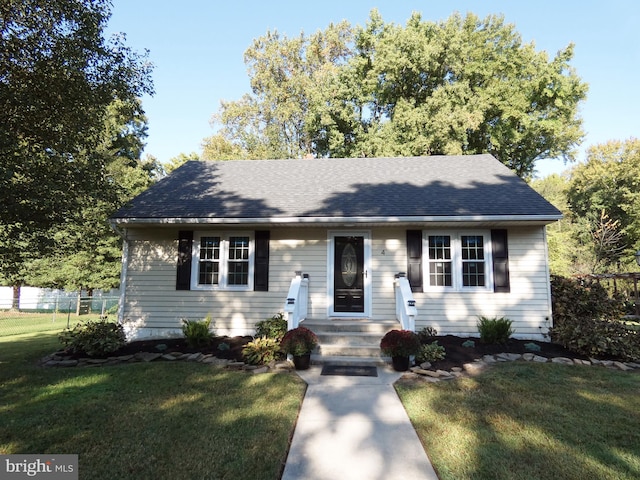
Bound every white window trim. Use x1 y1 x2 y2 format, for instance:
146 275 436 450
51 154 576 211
423 230 493 291
191 231 255 291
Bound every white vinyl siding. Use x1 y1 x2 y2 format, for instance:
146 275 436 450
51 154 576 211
119 225 553 341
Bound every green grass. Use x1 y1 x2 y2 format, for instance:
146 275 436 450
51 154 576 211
0 312 109 337
397 362 640 480
0 332 306 479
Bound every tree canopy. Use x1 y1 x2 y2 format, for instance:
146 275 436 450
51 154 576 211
205 10 587 178
533 138 640 275
567 138 640 270
0 0 154 289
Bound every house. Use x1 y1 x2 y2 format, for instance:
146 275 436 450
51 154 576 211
109 154 561 352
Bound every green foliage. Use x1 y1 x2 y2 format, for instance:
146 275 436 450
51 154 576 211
280 327 318 356
567 139 640 272
255 312 288 342
59 320 126 357
208 10 586 179
181 317 214 348
549 275 639 360
23 98 162 292
477 316 514 344
524 342 542 352
242 337 282 365
416 326 438 343
462 340 476 348
380 329 422 357
417 341 446 363
0 0 153 289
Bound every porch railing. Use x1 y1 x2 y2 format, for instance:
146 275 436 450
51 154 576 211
394 273 417 331
284 272 309 330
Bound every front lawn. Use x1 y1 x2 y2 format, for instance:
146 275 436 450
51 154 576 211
0 332 306 479
397 362 640 480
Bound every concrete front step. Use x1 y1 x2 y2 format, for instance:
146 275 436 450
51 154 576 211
315 331 382 346
301 318 400 334
301 318 400 364
310 354 391 366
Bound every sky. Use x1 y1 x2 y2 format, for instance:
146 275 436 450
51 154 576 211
107 0 640 178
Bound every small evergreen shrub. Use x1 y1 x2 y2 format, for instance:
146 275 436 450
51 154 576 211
477 316 514 344
182 316 214 348
255 312 287 342
462 339 476 348
59 320 126 357
242 337 281 365
549 275 640 360
417 341 446 362
524 342 541 352
417 326 438 343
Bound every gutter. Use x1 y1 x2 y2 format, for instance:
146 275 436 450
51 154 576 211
110 214 563 227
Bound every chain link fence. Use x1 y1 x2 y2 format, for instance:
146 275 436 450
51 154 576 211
0 296 120 337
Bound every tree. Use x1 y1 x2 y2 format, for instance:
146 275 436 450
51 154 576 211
532 174 579 276
25 98 162 293
205 10 587 178
0 0 153 302
205 21 353 159
567 139 640 271
166 152 200 173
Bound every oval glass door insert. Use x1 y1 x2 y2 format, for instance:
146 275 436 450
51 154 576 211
341 243 358 286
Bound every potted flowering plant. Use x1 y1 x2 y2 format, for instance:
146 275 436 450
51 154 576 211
380 329 421 371
280 326 318 370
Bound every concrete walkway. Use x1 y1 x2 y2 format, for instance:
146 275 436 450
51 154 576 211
281 365 439 480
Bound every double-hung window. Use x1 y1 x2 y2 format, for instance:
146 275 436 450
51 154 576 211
425 232 491 290
192 233 254 290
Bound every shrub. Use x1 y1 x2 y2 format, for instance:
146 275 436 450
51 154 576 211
549 275 640 360
59 320 126 357
182 316 214 348
417 326 438 343
477 316 514 344
417 341 446 363
280 326 318 356
379 329 421 357
255 312 287 342
242 337 281 365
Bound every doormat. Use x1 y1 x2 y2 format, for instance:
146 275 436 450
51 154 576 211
320 364 378 377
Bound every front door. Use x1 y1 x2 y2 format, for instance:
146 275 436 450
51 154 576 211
333 236 365 313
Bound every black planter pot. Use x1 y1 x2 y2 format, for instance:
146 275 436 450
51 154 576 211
391 356 410 372
292 353 311 370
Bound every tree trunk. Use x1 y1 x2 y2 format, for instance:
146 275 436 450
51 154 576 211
11 284 20 311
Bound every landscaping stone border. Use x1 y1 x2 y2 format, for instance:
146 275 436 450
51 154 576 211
405 353 640 383
40 351 640 380
39 351 294 374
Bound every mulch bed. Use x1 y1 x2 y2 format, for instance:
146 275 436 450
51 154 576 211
68 334 603 370
68 336 253 361
423 335 591 371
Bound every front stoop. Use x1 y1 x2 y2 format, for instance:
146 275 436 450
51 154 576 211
300 319 400 366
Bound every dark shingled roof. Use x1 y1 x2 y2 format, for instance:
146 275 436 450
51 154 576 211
111 155 561 224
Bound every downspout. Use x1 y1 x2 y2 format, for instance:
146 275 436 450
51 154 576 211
109 220 129 325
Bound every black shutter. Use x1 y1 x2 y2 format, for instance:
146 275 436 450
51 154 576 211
176 230 193 290
406 230 423 292
254 230 270 291
491 229 510 293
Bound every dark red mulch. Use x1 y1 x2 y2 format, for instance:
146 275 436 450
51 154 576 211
422 335 591 372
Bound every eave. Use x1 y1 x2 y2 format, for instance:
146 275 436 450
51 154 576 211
110 214 562 229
